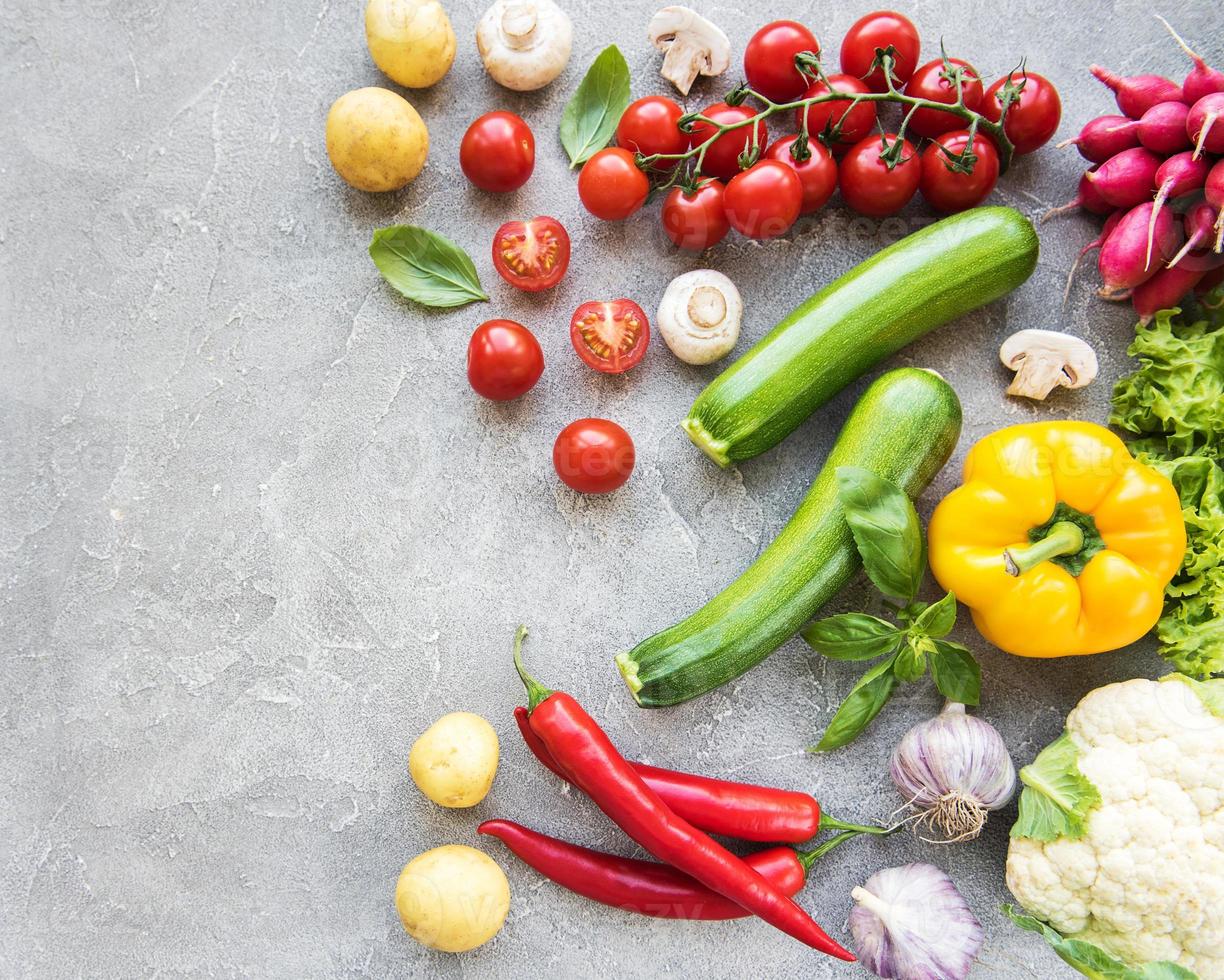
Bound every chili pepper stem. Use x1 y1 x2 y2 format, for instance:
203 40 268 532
820 813 897 836
512 624 554 712
795 830 862 872
1003 521 1085 576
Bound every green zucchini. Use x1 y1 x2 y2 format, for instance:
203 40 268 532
616 368 962 707
684 206 1036 466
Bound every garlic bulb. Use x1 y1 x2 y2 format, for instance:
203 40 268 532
850 863 983 980
890 701 1016 841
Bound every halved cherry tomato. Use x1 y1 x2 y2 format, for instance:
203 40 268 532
839 11 921 92
980 72 1062 155
904 58 983 139
918 130 1000 212
724 160 803 239
553 418 635 494
839 134 920 217
661 180 730 251
687 103 767 181
765 135 838 214
617 96 688 164
569 299 649 374
743 20 820 103
795 74 877 151
492 216 570 292
467 320 544 401
577 148 650 221
460 111 535 193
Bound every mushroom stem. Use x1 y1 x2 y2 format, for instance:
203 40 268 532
687 285 727 331
660 37 705 95
1006 351 1073 399
501 2 538 48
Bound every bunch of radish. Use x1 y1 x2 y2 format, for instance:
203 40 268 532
1052 17 1224 320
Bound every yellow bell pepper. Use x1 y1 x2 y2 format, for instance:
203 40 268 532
928 421 1185 657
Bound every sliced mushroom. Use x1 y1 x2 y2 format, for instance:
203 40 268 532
657 270 743 365
647 6 730 96
476 0 572 91
999 329 1098 400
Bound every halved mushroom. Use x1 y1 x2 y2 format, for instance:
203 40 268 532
647 6 730 96
657 270 743 365
476 0 572 92
999 330 1098 400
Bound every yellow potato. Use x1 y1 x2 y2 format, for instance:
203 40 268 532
325 87 428 193
365 0 456 89
395 845 509 952
409 711 499 808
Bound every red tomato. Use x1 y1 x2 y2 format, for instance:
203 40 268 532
661 180 731 250
553 419 635 494
743 20 821 102
492 216 570 292
839 11 921 92
795 74 877 151
616 96 688 164
687 103 767 181
980 72 1062 155
765 135 838 214
467 320 544 401
904 58 984 138
460 111 534 193
724 161 804 239
577 148 650 220
918 130 1001 212
570 299 650 374
839 134 920 217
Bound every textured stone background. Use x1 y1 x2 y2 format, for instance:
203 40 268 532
3 0 1220 976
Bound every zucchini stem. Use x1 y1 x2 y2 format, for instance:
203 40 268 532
681 416 731 468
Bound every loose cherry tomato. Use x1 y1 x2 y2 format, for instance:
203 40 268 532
918 130 1001 212
570 299 650 374
724 160 803 240
743 20 821 103
839 134 920 217
577 148 650 220
553 419 635 494
687 103 767 181
839 11 921 92
796 74 877 151
492 216 570 292
616 96 688 164
460 111 534 193
904 58 984 139
467 320 544 401
661 180 731 251
980 72 1062 155
764 135 838 214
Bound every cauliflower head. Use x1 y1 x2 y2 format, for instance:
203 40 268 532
1006 675 1224 979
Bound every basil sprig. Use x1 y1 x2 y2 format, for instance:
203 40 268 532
559 45 631 168
807 466 981 751
369 225 488 309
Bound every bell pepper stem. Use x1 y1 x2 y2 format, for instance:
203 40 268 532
512 625 554 712
1004 521 1085 576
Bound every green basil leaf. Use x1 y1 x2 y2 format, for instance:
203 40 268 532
910 591 957 638
893 638 929 683
369 225 488 308
1011 733 1101 841
559 45 631 167
835 466 925 602
810 654 899 752
801 613 902 661
929 639 981 705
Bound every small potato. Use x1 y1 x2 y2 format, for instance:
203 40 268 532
325 87 428 193
395 845 509 952
409 711 499 808
365 0 456 89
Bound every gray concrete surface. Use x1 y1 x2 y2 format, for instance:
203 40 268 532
3 0 1220 976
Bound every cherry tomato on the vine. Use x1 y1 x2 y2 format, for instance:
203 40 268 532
839 11 921 92
744 20 821 103
796 74 877 151
724 160 804 240
616 96 688 164
460 111 534 193
577 148 650 221
839 134 920 217
764 135 838 215
980 72 1062 155
553 418 635 494
570 299 650 374
661 180 731 251
491 216 570 292
467 320 544 401
918 130 1001 212
904 58 984 139
687 103 767 181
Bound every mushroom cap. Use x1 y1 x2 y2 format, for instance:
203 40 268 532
657 269 743 365
999 329 1098 400
476 0 572 92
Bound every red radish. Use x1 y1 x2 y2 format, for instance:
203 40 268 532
1131 263 1206 322
1167 202 1221 269
1147 152 1213 265
1208 160 1224 252
1157 16 1224 105
1065 210 1124 302
1198 265 1224 297
1057 114 1139 163
1187 92 1224 159
1099 201 1181 295
1084 146 1162 207
1136 101 1191 154
1090 65 1183 119
1043 168 1114 220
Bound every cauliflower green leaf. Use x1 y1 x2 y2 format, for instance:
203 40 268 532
1160 671 1224 718
1010 733 1100 841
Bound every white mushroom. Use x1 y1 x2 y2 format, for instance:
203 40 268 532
999 329 1098 400
647 6 730 96
476 0 572 91
657 270 743 365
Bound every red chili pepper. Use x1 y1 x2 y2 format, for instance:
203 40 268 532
514 706 886 844
512 627 854 962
